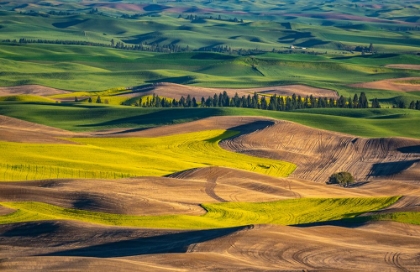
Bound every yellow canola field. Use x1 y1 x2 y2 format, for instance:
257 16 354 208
0 130 296 181
0 196 400 228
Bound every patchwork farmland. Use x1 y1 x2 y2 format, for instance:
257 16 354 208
1 0 420 271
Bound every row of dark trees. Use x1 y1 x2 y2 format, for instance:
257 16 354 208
16 38 109 47
6 37 296 55
337 43 375 54
81 93 420 111
180 14 244 23
119 92 381 111
407 100 420 110
19 8 99 17
12 38 191 54
18 10 50 18
389 99 420 109
110 39 190 53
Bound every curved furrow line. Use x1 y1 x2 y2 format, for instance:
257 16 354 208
204 174 226 203
290 247 319 269
384 252 409 272
228 192 240 202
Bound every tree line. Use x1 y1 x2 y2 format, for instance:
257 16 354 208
131 92 379 110
15 38 110 47
407 100 420 110
82 91 420 111
179 14 244 23
78 91 401 111
8 37 283 55
115 92 420 111
6 37 317 56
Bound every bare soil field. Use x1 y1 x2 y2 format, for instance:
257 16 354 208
0 221 419 271
0 85 69 97
386 64 420 70
350 77 420 92
100 116 274 138
1 116 420 271
0 115 78 143
123 82 338 99
0 173 295 216
285 12 399 24
93 3 144 12
220 118 420 183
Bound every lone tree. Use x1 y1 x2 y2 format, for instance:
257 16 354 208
328 172 354 187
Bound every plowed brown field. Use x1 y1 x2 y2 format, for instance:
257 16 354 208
1 115 419 271
0 115 78 143
0 221 419 271
0 85 69 96
386 64 420 71
219 118 420 183
350 77 420 92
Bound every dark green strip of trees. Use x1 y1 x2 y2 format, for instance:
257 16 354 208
122 92 397 111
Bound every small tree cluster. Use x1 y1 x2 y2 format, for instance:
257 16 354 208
408 100 420 110
181 14 243 23
354 43 375 53
86 96 102 103
327 172 355 187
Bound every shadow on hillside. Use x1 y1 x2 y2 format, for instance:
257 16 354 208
296 39 330 48
52 19 89 29
279 31 313 42
1 222 62 238
331 53 399 60
43 225 250 258
76 108 222 129
398 145 420 154
292 217 371 228
71 193 104 211
123 32 168 45
190 52 235 60
146 75 196 85
198 43 224 51
225 120 275 136
143 4 170 12
368 159 420 177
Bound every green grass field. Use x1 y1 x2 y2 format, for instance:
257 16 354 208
1 104 419 139
0 130 296 181
1 0 420 53
0 196 401 229
1 0 420 99
0 43 419 96
371 212 420 225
